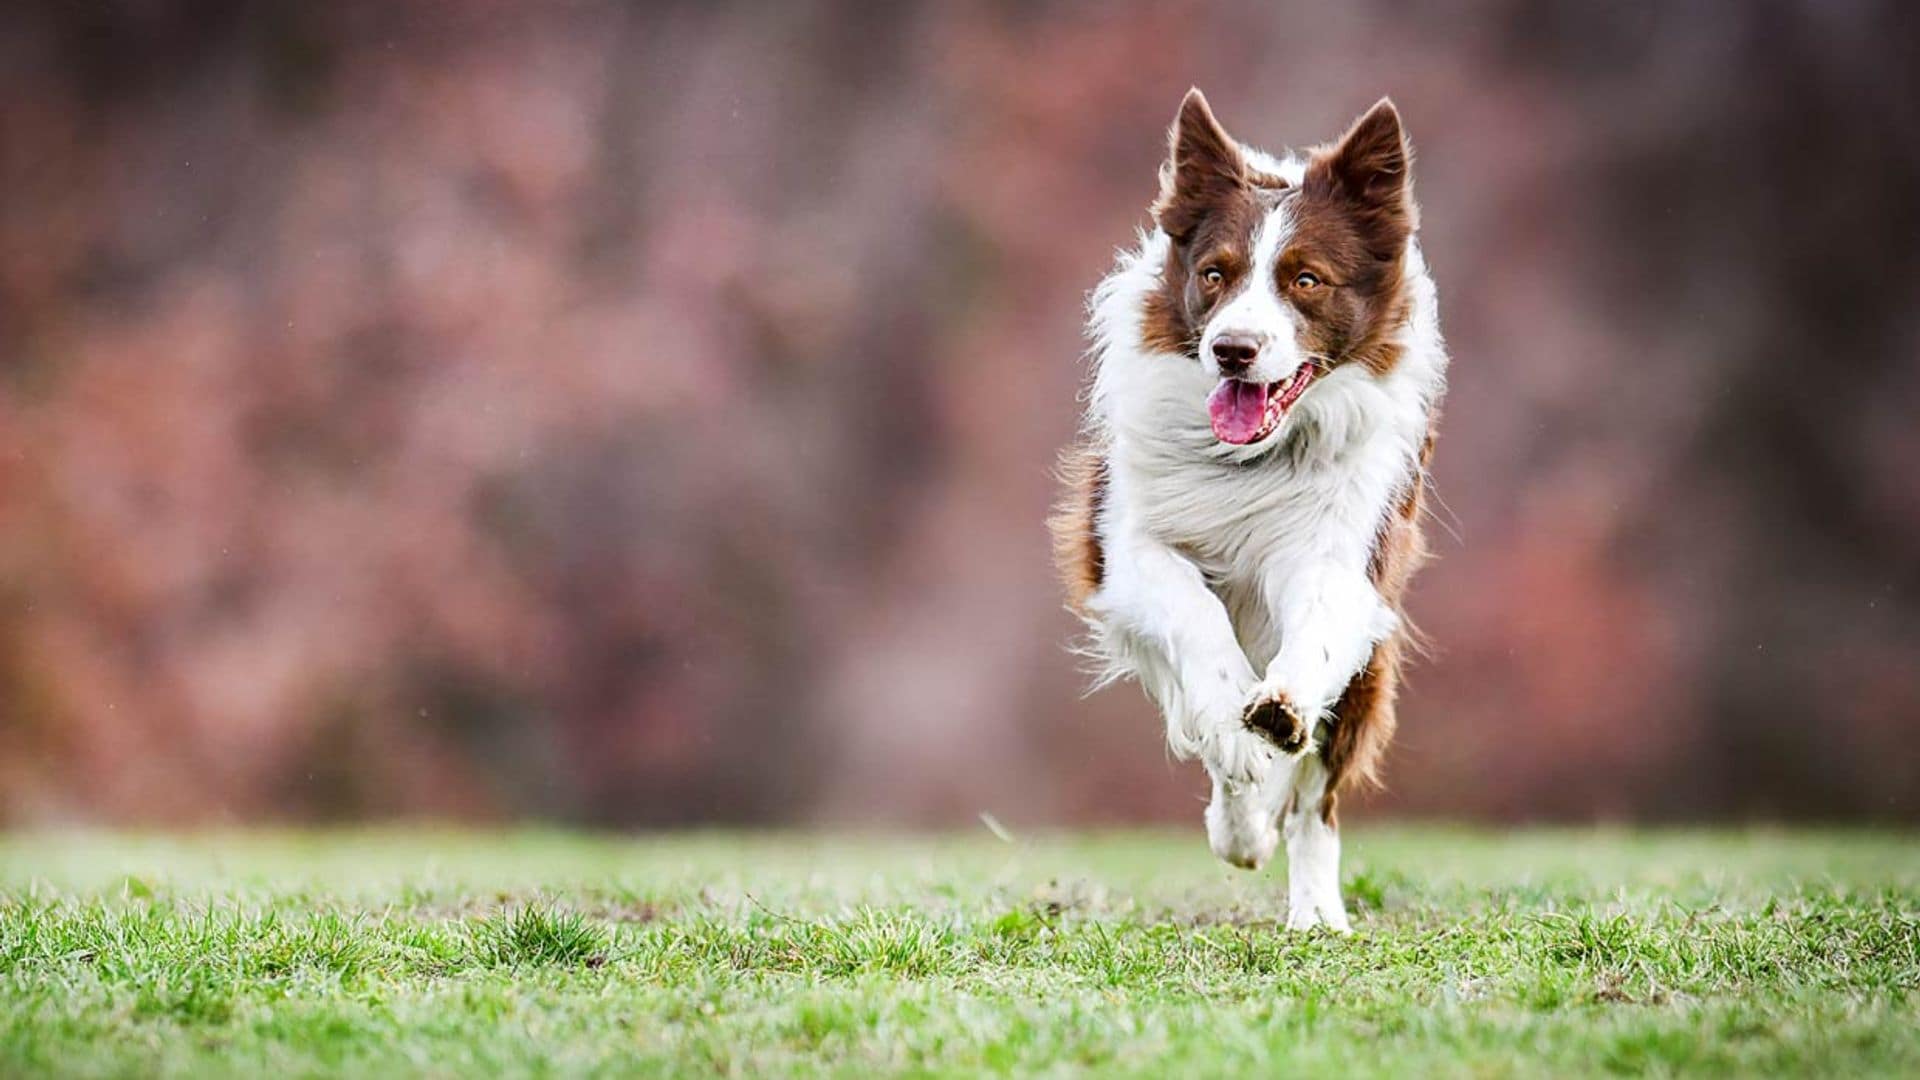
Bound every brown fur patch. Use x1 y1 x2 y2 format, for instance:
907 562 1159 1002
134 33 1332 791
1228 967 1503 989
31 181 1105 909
1140 283 1197 357
1319 417 1438 816
1048 442 1109 614
1318 636 1404 824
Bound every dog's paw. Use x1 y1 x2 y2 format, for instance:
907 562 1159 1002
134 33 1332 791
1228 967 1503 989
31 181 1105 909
1242 685 1311 755
1207 797 1278 870
1206 775 1279 871
1285 901 1353 934
1286 868 1353 933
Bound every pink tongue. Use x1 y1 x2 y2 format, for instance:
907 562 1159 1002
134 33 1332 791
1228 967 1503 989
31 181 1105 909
1206 379 1271 444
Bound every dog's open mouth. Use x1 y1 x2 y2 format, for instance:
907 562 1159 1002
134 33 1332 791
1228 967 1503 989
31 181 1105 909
1206 364 1317 445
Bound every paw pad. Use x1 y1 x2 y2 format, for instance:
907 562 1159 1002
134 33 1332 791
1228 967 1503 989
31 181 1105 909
1243 692 1308 754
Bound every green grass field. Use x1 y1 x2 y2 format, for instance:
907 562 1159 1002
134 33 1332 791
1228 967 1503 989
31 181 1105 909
1 828 1916 1077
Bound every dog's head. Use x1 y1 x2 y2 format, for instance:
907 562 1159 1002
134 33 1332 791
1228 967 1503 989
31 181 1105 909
1144 90 1417 446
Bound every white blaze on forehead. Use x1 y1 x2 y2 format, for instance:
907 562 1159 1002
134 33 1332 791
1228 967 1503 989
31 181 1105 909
1202 198 1300 379
1248 197 1296 280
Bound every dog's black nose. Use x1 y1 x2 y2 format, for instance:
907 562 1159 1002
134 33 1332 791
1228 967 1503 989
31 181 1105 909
1211 333 1261 374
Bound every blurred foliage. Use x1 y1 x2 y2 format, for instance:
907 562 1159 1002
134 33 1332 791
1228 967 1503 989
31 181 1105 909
0 1 1914 823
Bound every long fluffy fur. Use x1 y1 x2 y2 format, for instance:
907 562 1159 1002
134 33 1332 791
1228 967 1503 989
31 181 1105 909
1059 143 1448 807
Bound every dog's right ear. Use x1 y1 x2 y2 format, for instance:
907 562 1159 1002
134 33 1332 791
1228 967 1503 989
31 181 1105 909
1153 88 1246 241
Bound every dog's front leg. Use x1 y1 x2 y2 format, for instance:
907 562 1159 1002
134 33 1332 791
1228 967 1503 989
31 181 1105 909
1204 754 1294 870
1093 532 1272 787
1244 559 1397 753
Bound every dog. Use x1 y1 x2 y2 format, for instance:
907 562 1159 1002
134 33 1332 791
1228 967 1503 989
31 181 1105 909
1051 90 1446 931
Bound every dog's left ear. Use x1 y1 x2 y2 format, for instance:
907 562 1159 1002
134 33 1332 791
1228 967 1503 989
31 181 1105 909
1309 98 1417 241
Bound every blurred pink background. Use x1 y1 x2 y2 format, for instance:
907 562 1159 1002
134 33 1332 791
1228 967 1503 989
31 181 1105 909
1 1 1915 825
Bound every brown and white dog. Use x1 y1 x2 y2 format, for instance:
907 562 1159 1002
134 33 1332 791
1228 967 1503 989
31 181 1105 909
1051 91 1446 931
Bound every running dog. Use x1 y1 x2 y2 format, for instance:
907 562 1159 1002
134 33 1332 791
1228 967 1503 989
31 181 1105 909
1051 90 1446 931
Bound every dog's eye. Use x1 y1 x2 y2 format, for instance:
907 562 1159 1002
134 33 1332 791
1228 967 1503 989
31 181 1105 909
1200 267 1226 287
1292 271 1323 290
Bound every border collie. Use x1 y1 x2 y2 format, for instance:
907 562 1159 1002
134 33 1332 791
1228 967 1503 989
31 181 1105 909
1051 90 1446 931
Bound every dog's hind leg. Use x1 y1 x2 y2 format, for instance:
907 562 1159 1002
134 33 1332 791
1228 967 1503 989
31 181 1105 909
1282 753 1350 932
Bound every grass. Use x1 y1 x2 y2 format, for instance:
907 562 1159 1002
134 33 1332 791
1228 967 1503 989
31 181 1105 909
0 828 1916 1077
